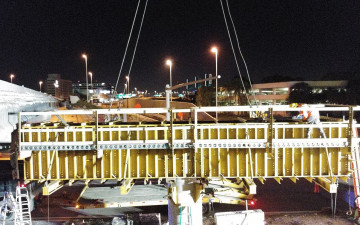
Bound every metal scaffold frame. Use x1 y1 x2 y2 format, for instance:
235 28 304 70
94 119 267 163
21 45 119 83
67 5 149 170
14 105 360 209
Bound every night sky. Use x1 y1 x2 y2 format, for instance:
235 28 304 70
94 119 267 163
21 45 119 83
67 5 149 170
1 0 360 93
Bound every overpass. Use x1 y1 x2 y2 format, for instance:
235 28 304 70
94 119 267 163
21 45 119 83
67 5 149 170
14 105 360 224
0 80 56 152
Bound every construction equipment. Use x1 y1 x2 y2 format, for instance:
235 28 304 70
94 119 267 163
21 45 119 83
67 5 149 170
0 186 32 225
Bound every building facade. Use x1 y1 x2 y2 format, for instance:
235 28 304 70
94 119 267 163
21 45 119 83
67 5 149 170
72 82 114 100
45 74 72 100
249 80 348 105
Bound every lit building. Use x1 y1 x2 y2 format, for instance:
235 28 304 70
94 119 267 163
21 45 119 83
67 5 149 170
45 74 72 100
217 80 348 106
72 82 114 99
249 80 348 105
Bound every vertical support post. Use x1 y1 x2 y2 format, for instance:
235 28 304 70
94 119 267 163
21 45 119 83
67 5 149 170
348 106 354 153
166 84 171 122
267 108 274 154
14 112 22 182
192 108 198 177
96 110 103 158
170 109 176 177
18 111 21 153
168 178 204 225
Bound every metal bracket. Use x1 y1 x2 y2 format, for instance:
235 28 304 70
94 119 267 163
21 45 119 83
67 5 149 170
42 180 64 196
120 179 134 195
314 177 337 193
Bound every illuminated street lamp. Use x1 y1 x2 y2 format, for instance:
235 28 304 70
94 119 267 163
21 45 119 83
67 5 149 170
82 54 88 102
39 81 43 92
10 74 15 83
166 59 172 101
125 76 130 94
211 47 218 121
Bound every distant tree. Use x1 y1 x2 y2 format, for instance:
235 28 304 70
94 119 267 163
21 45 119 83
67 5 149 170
344 79 360 105
319 88 345 104
287 82 313 104
195 86 215 106
225 76 251 105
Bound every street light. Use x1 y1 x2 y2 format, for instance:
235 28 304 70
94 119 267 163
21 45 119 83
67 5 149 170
88 72 93 97
82 54 88 102
125 76 130 94
39 81 43 92
10 74 15 83
166 59 172 101
211 47 218 121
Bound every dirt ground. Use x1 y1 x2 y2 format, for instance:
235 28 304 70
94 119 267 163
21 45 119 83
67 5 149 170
27 212 357 225
265 213 354 225
201 212 355 225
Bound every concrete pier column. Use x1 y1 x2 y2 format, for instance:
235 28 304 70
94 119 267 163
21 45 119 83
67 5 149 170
168 178 204 225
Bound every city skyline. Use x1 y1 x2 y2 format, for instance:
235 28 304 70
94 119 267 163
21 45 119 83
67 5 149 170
0 0 359 92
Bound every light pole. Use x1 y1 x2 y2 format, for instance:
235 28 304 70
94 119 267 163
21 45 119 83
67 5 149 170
82 54 88 102
39 81 43 92
89 72 93 98
166 59 172 101
10 74 14 83
211 47 218 121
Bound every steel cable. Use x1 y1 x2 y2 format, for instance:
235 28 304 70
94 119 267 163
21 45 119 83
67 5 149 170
127 0 148 82
110 0 141 109
225 0 258 106
219 0 251 105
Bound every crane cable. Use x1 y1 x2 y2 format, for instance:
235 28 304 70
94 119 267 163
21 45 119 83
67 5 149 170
225 0 258 106
110 0 141 109
127 0 148 83
219 0 251 106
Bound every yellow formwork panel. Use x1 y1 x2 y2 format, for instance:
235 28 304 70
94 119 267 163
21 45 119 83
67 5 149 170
23 146 350 181
21 123 352 181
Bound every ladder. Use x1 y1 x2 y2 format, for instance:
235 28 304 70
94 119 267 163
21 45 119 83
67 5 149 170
1 191 14 225
14 187 32 225
351 127 360 210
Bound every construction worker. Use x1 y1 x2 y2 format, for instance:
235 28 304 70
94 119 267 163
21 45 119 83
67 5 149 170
291 103 326 138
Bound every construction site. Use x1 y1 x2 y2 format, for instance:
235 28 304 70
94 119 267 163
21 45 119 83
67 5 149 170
1 88 360 224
